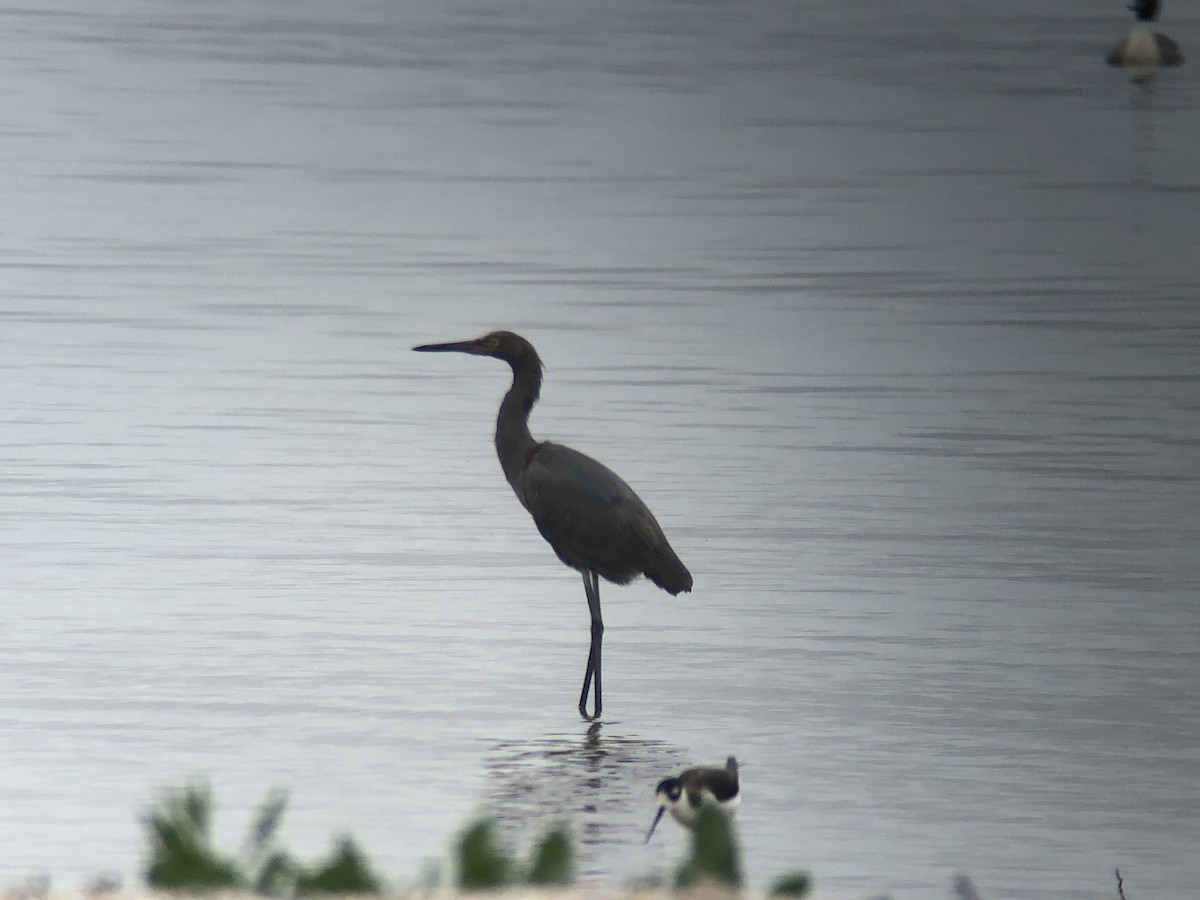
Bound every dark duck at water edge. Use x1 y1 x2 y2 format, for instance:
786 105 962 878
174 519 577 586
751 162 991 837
412 331 693 720
1107 0 1183 69
645 756 740 842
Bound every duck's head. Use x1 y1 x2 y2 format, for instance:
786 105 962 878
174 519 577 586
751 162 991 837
1129 0 1162 22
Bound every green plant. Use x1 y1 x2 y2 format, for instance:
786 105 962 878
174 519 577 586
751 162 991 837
769 870 813 897
142 782 383 896
525 824 574 885
143 783 243 891
674 805 742 889
142 781 834 898
294 836 384 894
456 819 513 889
454 817 576 889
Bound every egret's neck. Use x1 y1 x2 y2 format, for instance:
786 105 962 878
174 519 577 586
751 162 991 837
495 362 541 488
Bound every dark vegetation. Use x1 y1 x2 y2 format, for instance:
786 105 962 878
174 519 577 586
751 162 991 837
142 783 382 895
6 782 1135 899
138 780 810 896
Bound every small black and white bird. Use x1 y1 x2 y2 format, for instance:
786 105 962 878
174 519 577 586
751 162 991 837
644 756 740 843
1106 0 1183 70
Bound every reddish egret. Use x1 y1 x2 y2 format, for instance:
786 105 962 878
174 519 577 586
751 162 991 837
413 330 692 719
645 756 740 842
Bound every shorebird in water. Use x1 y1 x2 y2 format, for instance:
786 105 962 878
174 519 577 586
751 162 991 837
645 756 740 842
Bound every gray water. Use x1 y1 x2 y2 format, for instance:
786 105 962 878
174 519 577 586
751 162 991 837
2 2 1199 898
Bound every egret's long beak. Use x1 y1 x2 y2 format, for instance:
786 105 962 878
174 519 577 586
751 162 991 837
413 338 484 354
644 805 666 844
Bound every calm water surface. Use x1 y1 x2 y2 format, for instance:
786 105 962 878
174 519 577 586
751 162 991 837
2 2 1199 898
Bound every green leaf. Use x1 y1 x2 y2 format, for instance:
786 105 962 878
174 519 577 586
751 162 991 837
456 819 512 889
769 871 813 897
253 850 302 896
525 824 574 885
675 805 742 889
246 788 289 857
142 783 246 891
181 785 212 836
297 836 384 895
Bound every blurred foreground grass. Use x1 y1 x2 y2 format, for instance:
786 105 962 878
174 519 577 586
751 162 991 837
137 781 811 896
143 784 382 895
2 781 1039 899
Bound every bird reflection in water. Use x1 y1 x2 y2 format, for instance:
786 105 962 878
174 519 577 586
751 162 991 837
482 722 688 877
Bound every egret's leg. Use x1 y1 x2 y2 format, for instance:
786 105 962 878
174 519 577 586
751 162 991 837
577 570 604 719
